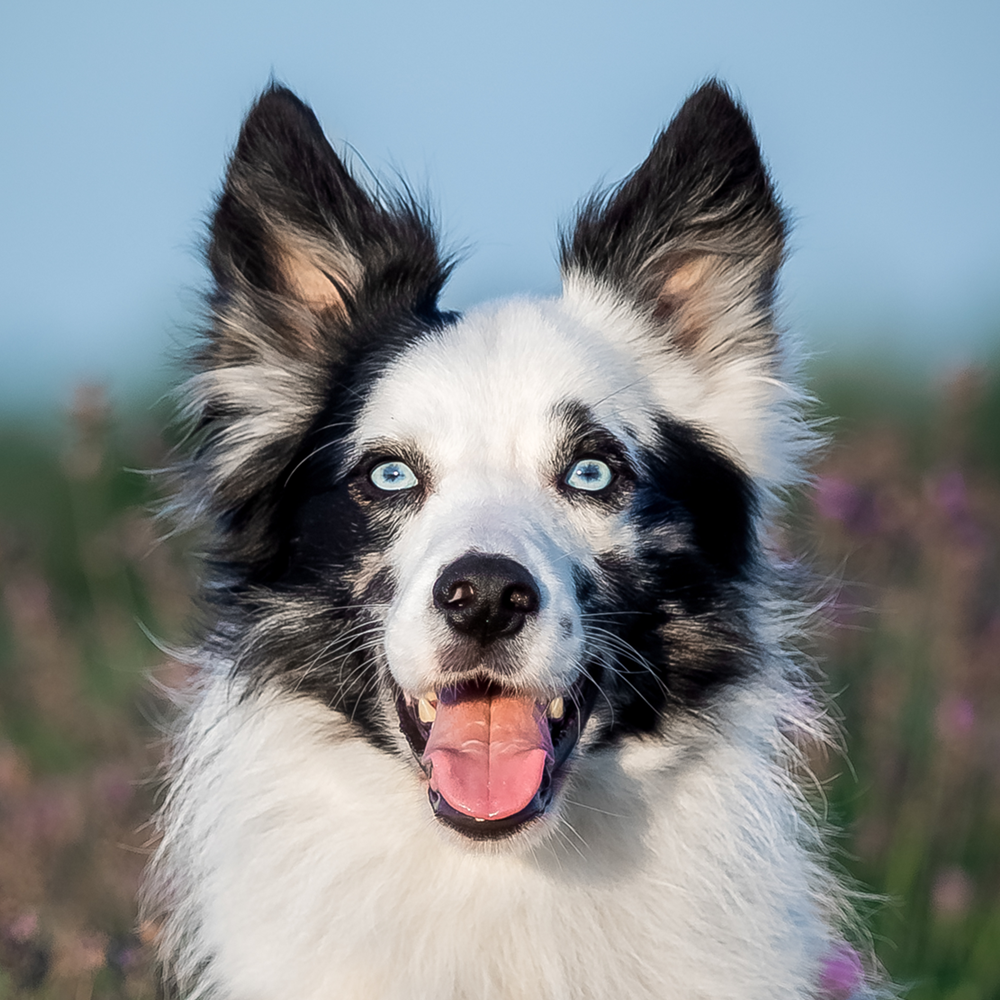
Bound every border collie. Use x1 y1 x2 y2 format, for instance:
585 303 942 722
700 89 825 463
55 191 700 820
146 81 880 1000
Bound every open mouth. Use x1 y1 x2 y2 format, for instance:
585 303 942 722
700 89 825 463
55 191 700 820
396 673 598 839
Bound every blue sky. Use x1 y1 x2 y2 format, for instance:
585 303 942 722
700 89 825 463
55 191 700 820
2 0 998 410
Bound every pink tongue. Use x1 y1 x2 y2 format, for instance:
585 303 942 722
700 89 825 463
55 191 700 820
422 690 554 820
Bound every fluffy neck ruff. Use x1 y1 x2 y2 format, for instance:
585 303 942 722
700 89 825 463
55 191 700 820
149 669 836 1000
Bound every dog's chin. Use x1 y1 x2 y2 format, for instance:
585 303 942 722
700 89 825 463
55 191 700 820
394 669 600 842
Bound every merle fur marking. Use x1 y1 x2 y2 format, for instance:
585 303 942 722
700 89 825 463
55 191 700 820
146 79 883 1000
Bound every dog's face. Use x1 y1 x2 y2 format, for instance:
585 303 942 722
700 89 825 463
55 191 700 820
182 83 805 840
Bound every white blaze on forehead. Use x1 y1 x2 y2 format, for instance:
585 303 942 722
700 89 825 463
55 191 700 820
353 297 659 464
356 297 655 695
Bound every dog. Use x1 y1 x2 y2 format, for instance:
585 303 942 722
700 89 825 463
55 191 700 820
145 81 880 999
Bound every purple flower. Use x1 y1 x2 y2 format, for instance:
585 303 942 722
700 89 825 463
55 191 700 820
813 476 858 522
932 470 969 520
930 470 985 546
6 912 39 943
936 697 975 740
932 867 973 916
108 942 142 972
813 476 880 534
819 943 865 998
93 764 135 810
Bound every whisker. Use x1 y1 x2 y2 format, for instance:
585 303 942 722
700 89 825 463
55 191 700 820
280 620 386 695
562 798 627 819
283 437 347 489
584 629 670 714
574 661 617 727
579 610 647 619
590 354 676 409
555 817 589 859
348 672 384 724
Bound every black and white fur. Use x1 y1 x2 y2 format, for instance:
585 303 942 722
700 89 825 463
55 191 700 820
146 82 876 999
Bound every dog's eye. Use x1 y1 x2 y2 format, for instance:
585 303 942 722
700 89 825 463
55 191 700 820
564 458 613 492
370 460 419 492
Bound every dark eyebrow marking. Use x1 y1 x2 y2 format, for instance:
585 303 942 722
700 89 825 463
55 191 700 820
550 400 635 500
553 399 598 439
551 400 626 458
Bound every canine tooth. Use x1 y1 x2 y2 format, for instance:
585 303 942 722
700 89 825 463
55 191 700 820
547 696 565 720
418 696 437 724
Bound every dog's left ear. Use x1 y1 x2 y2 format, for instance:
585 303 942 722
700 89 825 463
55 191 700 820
562 82 811 489
561 80 785 363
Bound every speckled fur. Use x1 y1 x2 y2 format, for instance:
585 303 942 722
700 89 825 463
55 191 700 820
144 81 880 999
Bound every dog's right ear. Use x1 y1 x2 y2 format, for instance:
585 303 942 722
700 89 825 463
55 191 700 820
179 87 450 567
561 81 785 364
204 85 450 369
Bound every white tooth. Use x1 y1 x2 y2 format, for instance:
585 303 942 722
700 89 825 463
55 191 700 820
547 696 565 720
418 696 437 724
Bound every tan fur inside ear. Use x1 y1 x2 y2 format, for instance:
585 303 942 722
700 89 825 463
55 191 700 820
279 244 351 319
653 254 720 352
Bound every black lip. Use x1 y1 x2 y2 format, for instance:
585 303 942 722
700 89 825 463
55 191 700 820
429 777 552 840
394 670 600 838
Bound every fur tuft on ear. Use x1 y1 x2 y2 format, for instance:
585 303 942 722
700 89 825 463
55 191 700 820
561 81 813 496
561 80 785 360
206 84 451 366
177 85 452 577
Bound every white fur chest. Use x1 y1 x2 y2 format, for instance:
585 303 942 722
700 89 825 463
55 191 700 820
153 678 832 1000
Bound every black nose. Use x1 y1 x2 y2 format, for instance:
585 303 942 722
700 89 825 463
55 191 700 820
433 553 540 645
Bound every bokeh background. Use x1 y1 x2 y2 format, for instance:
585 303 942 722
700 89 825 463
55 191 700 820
1 1 998 997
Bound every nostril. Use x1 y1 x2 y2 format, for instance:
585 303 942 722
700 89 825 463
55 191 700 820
432 553 542 645
445 581 476 608
502 583 538 614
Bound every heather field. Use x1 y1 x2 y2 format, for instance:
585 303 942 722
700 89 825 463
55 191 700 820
0 363 998 999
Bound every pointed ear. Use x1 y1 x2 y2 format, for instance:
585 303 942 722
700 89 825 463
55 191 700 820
561 81 786 361
179 87 451 567
205 85 450 367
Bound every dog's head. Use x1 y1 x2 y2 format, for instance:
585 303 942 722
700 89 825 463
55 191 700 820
180 82 808 840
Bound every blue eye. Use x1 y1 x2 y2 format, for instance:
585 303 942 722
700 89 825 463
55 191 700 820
370 460 419 492
564 458 613 492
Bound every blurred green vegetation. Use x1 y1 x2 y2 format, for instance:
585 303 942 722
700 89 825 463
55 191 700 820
802 362 1000 1000
0 364 998 998
0 387 190 998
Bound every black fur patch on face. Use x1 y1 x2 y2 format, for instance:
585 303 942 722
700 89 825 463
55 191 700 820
206 308 451 585
184 87 464 745
184 85 455 599
581 416 760 742
203 312 455 748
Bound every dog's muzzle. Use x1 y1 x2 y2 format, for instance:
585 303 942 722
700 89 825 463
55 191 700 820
393 552 597 839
